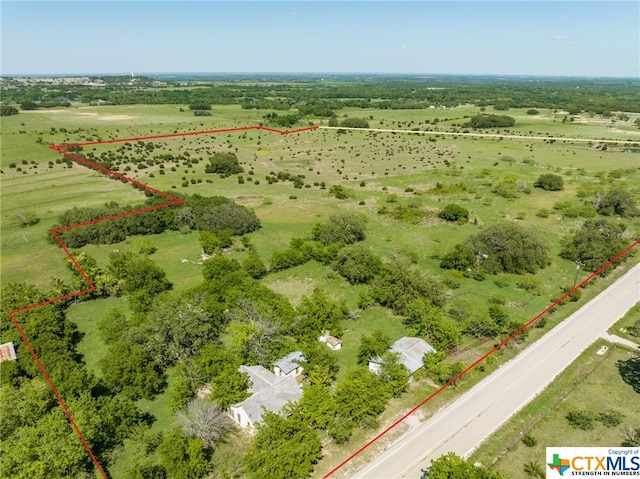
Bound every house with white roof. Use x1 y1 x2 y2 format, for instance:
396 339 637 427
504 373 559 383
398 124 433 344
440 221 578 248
228 364 302 432
368 337 435 379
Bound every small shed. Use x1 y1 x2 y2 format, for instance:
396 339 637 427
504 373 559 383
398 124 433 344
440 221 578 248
318 331 342 351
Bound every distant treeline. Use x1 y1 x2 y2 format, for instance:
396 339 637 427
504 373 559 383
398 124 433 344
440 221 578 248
51 194 260 248
2 76 639 113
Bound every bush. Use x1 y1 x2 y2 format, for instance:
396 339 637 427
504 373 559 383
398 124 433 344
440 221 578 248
566 410 596 430
534 173 564 191
522 434 538 447
333 244 382 284
313 213 366 247
205 152 242 176
597 410 624 427
438 204 470 223
328 184 351 199
0 105 19 116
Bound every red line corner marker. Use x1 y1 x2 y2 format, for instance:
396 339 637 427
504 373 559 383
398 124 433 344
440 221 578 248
7 125 318 477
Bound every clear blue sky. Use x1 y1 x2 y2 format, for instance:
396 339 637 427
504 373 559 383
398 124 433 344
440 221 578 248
1 1 638 77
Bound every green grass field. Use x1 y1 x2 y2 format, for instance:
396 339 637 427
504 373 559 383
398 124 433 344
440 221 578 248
2 102 639 477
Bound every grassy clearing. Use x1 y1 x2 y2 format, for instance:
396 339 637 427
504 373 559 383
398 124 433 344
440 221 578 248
470 341 640 478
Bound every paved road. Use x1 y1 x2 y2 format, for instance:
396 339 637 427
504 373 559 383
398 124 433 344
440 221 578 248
601 331 639 350
347 263 640 479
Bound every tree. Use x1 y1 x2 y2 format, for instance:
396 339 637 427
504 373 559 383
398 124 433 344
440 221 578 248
339 117 369 128
242 253 267 279
328 184 352 199
378 352 409 397
100 340 166 400
243 405 322 479
466 222 550 274
596 188 638 217
357 330 392 365
158 429 211 479
178 399 232 449
428 452 503 479
440 243 476 272
296 288 347 341
560 219 628 273
405 300 460 350
333 243 382 284
438 204 469 223
0 104 19 116
209 364 250 409
534 173 564 191
313 212 366 246
371 261 445 315
205 152 242 175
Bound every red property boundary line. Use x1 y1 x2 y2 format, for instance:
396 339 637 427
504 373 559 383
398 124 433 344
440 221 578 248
7 125 318 478
324 239 640 478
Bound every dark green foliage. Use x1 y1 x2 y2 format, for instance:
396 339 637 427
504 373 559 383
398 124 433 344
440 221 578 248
243 405 322 479
523 461 545 478
357 330 392 365
188 103 211 111
428 452 503 479
312 212 367 246
296 288 347 341
466 222 550 274
184 195 260 235
300 342 340 386
404 300 461 350
423 352 467 385
566 410 596 430
264 112 299 127
440 243 476 272
466 114 515 128
100 340 166 399
534 173 564 191
371 261 446 316
338 117 370 128
242 253 267 279
0 104 18 116
560 219 628 273
597 409 625 427
333 243 382 284
205 152 242 175
269 238 313 271
202 255 242 281
199 230 233 255
108 252 172 312
157 429 211 479
526 109 540 115
378 352 409 397
438 204 470 223
328 184 352 199
617 354 640 394
596 188 638 217
522 434 538 447
333 369 387 427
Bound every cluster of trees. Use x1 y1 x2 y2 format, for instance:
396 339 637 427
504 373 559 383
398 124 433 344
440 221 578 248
5 75 639 113
52 194 260 248
337 117 370 128
0 283 148 477
441 222 550 276
0 104 18 116
466 114 516 128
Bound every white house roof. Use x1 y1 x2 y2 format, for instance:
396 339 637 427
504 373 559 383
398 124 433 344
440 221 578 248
274 351 305 375
235 365 302 425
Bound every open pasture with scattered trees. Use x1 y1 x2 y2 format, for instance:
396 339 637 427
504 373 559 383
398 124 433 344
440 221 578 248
1 75 640 478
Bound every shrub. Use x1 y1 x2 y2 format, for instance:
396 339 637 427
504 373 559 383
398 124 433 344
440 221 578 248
534 173 564 191
566 410 596 430
522 434 538 447
597 410 624 427
438 204 469 223
205 152 242 176
333 244 382 284
338 117 369 129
